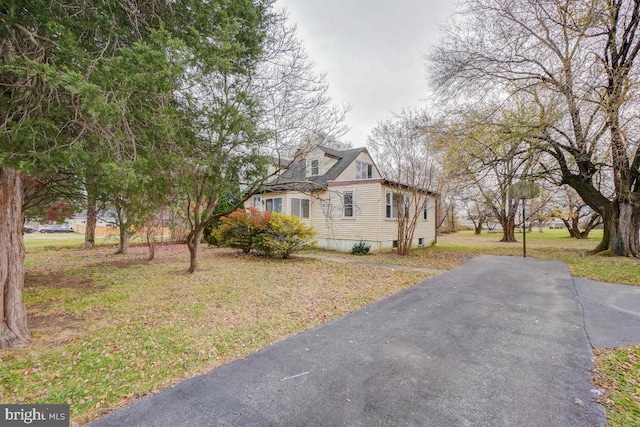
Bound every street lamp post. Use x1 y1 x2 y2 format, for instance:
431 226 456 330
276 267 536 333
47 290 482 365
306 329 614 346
509 180 540 258
521 196 526 258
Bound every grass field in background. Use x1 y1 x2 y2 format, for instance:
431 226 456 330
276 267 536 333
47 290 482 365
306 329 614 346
3 229 639 425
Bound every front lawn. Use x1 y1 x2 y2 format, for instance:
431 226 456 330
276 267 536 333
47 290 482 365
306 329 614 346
1 242 430 424
2 229 638 426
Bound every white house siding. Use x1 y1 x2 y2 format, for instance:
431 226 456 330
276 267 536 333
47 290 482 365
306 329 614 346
379 185 437 251
305 147 339 177
335 151 381 182
311 181 386 252
253 185 437 253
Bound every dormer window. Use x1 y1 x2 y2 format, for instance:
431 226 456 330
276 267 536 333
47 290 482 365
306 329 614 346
310 159 319 176
356 161 373 179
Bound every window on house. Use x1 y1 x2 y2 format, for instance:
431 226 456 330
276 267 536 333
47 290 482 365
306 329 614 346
342 190 354 218
291 198 310 219
252 196 261 210
356 161 373 179
385 191 406 219
418 238 425 246
310 159 319 176
265 197 282 213
423 200 428 220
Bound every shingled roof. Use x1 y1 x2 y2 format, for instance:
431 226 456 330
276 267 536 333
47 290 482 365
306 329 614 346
265 146 367 192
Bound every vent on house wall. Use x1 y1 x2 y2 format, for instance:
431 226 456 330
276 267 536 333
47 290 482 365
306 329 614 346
418 238 424 246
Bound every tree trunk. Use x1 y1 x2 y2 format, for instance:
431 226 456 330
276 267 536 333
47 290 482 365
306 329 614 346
397 216 408 256
186 228 204 273
500 213 517 242
567 219 581 239
147 240 156 261
0 167 29 348
84 193 98 249
116 231 130 255
578 213 601 239
147 231 157 261
474 223 482 235
594 201 639 256
611 201 638 256
114 205 130 255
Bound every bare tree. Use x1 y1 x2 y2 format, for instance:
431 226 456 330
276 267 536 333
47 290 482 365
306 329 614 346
254 9 349 164
176 7 348 273
368 109 439 255
428 0 640 256
437 105 537 242
550 186 603 238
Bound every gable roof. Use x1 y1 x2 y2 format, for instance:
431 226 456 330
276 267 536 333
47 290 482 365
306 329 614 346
265 146 368 192
261 145 440 198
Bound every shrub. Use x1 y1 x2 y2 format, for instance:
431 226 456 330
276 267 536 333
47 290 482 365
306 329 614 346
211 208 271 253
254 212 316 258
351 240 371 255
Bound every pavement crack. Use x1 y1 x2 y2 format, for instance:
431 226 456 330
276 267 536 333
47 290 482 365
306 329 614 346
570 276 595 350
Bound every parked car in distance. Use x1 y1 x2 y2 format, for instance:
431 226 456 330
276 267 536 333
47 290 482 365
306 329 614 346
39 225 74 233
549 221 564 229
22 225 37 234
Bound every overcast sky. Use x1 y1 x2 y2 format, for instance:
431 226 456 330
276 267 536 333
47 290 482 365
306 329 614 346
276 0 459 147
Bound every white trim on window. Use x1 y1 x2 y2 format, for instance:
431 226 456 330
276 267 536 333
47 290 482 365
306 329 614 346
252 195 261 210
342 189 355 218
385 191 401 219
423 200 428 220
310 159 319 176
265 197 282 213
356 160 373 179
291 197 310 219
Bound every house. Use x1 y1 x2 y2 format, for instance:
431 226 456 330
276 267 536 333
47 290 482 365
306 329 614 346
67 210 119 236
249 145 438 252
68 210 173 239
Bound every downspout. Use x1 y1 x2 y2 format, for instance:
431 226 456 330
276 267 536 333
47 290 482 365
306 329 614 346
378 184 383 252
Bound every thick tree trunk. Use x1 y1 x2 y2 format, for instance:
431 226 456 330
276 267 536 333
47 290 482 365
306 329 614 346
611 201 638 256
186 228 204 273
84 193 98 249
500 213 517 243
0 167 29 348
594 201 639 256
474 224 482 235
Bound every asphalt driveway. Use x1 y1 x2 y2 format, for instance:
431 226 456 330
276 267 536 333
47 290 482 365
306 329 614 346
92 255 613 427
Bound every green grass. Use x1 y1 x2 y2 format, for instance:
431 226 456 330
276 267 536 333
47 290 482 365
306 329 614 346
594 346 640 426
429 229 638 285
309 229 640 285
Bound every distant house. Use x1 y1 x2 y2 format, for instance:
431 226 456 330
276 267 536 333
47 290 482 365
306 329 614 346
249 146 438 252
68 210 173 239
67 210 118 236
